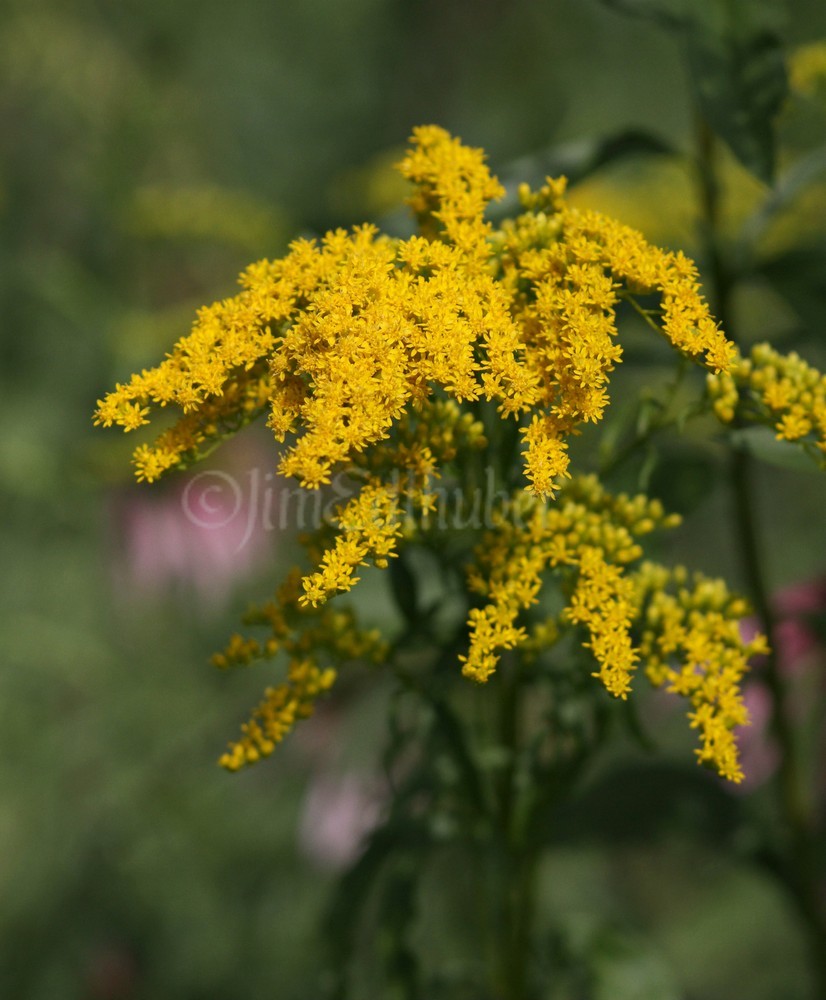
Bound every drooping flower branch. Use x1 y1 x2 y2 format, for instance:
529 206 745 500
96 125 818 782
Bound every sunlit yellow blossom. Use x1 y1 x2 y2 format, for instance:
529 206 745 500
96 127 771 780
460 477 679 689
219 659 337 771
567 546 639 699
459 477 761 779
300 481 403 607
635 563 768 783
708 342 826 459
214 569 386 769
97 126 732 500
398 123 504 259
563 212 734 373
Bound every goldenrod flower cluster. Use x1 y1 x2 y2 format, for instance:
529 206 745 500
636 564 769 783
95 125 731 495
97 126 770 779
213 569 386 770
708 342 826 456
460 476 760 780
461 476 678 689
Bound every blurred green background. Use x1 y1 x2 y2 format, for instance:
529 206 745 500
3 0 826 997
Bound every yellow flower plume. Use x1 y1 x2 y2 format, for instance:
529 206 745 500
96 126 772 780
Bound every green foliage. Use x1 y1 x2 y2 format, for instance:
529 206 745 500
495 128 676 215
598 0 788 182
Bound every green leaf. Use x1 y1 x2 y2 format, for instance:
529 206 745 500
591 927 682 1000
755 239 826 334
740 142 826 250
635 395 664 438
729 425 823 473
377 860 422 1000
323 818 431 1000
648 448 720 513
597 0 684 29
636 442 659 492
494 129 675 214
550 760 743 846
686 11 787 184
389 552 421 627
595 0 788 184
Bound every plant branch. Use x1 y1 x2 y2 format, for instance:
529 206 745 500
695 113 826 998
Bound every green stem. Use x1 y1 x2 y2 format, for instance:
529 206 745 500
491 660 537 1000
598 362 698 481
695 115 826 998
731 448 826 981
620 292 666 336
391 655 491 822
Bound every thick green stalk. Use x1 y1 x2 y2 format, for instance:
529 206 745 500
695 116 826 998
730 446 826 993
490 661 538 1000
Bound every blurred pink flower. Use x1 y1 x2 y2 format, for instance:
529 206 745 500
773 577 826 670
109 440 276 606
737 682 781 791
737 576 826 790
298 771 384 870
84 942 138 1000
